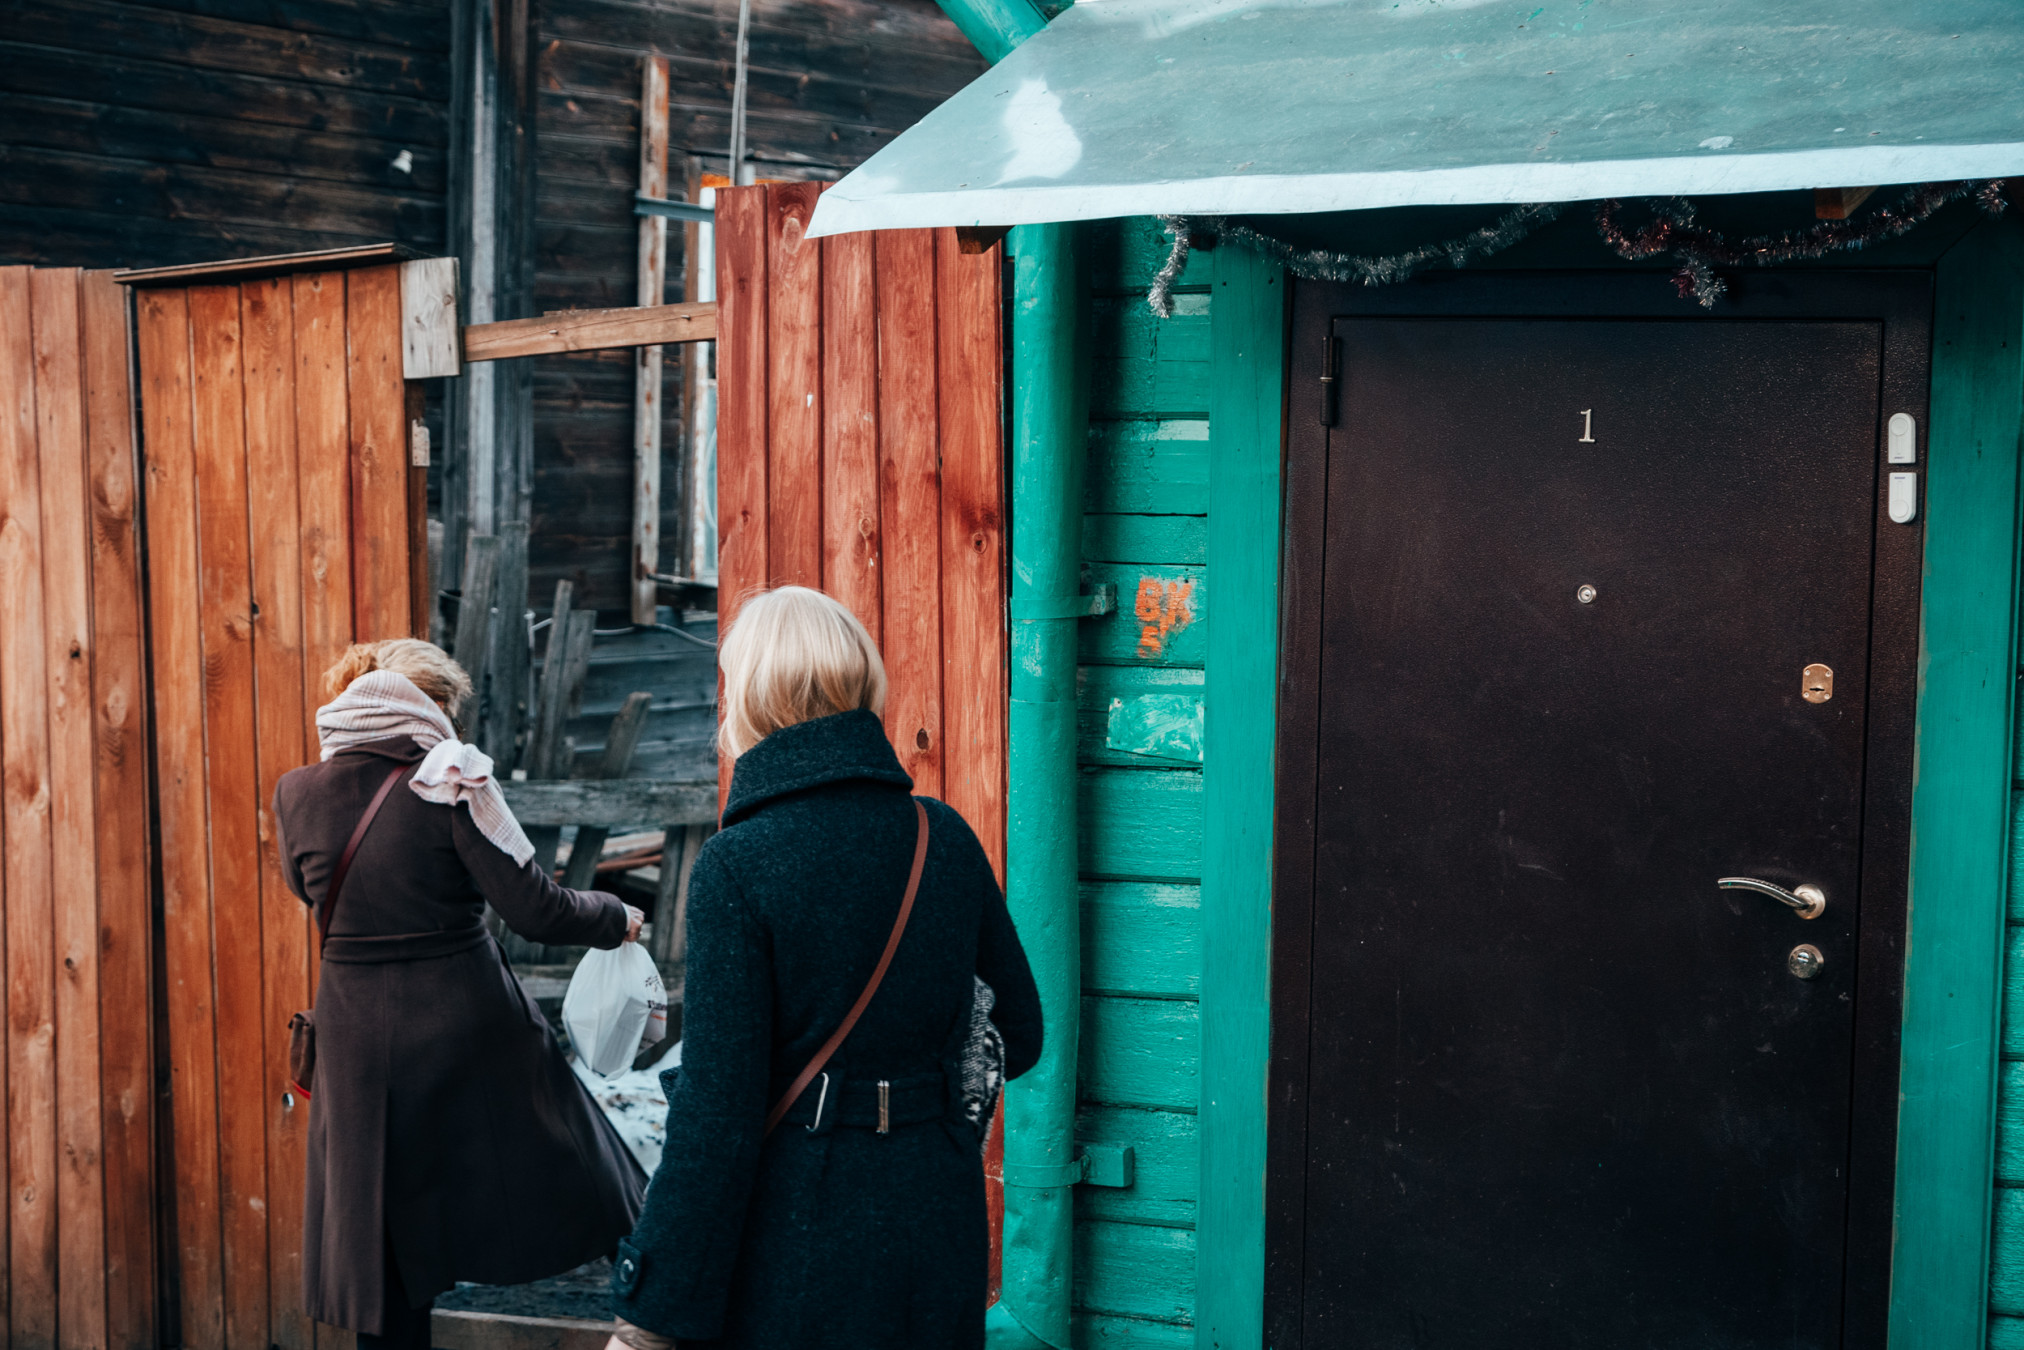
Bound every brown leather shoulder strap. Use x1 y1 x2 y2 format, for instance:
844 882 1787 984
765 798 930 1137
318 762 411 946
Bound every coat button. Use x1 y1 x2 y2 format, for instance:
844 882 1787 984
618 1257 637 1282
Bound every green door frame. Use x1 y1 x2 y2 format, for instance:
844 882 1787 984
1890 217 2024 1348
1196 218 2024 1350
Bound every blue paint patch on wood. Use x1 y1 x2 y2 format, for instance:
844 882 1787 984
1079 667 1206 769
1107 692 1205 764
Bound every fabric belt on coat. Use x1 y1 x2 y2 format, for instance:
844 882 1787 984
320 924 490 964
776 1071 948 1134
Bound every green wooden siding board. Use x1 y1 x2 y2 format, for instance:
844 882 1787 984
1079 667 1208 768
1073 1313 1198 1350
1996 1315 2024 1350
1079 766 1205 881
1080 994 1201 1111
1074 1220 1199 1324
1082 880 1202 999
1197 241 1284 1350
2002 927 2024 1060
2011 791 2024 924
1086 420 1210 515
2001 1059 2024 1185
1074 1104 1201 1228
1079 562 1207 669
1892 217 2024 1347
1084 513 1208 566
1994 1186 2024 1317
1090 216 1210 295
1091 293 1211 419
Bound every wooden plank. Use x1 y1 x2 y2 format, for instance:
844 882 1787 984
874 229 943 797
346 264 410 640
713 184 769 803
114 243 423 287
480 521 531 767
1082 514 1207 568
1080 564 1205 669
293 270 355 754
135 284 227 1348
462 302 716 363
631 56 670 627
80 268 156 1350
1072 1312 1196 1350
429 1309 613 1350
241 272 314 1350
524 584 585 781
764 181 823 589
1198 246 1285 1350
1079 767 1204 882
1074 1220 1197 1326
1081 882 1201 1000
1889 219 2024 1344
1074 1105 1199 1230
1085 421 1210 517
1079 995 1200 1112
560 692 654 891
0 264 59 1350
499 779 718 829
819 229 880 642
406 382 428 637
397 256 460 379
30 266 111 1350
934 230 1005 876
451 535 501 675
187 281 272 1350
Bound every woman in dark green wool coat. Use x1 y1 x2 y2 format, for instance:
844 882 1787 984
608 585 1043 1350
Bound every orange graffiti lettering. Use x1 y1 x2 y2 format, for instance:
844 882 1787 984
1135 576 1196 659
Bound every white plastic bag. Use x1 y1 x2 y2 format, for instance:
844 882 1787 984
562 942 668 1077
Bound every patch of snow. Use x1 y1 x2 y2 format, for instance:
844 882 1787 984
572 1041 679 1175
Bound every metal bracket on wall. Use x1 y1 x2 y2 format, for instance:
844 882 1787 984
634 193 716 223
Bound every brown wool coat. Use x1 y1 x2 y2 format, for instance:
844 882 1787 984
274 736 646 1335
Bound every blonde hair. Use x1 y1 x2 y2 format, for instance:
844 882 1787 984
324 638 474 716
717 586 887 758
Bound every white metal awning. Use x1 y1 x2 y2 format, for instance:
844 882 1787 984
805 0 2024 238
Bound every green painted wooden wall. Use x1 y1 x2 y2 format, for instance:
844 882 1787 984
1068 218 1212 1348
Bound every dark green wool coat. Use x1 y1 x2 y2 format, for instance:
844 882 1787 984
611 710 1042 1348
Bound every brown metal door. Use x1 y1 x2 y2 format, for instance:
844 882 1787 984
1269 275 1930 1350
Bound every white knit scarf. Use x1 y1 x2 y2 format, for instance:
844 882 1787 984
314 669 536 867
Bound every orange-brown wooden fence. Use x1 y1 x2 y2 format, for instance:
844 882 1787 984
0 267 158 1350
713 181 1009 1286
135 262 421 1350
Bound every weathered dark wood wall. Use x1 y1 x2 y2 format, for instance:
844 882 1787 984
0 0 452 268
526 0 986 611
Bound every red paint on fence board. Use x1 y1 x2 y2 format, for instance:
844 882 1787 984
2 264 61 1350
138 284 232 1350
715 184 771 804
345 265 411 641
82 267 159 1350
821 230 881 643
874 229 945 799
766 182 824 590
241 274 315 1350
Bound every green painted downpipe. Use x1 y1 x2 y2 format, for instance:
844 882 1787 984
994 220 1088 1350
929 1 1079 1346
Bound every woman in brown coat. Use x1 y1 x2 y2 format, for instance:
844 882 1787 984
274 639 648 1348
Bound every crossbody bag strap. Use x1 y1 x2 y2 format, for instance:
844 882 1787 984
318 762 412 947
765 798 930 1137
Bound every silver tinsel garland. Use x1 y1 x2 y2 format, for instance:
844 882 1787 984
1147 182 2009 316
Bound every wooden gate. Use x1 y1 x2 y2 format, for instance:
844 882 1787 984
712 181 1009 1276
132 256 422 1350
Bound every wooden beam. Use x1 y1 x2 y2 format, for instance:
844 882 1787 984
112 243 423 288
431 1310 613 1350
559 691 654 890
463 302 716 362
502 778 718 828
633 56 672 625
399 257 462 379
1814 186 1878 220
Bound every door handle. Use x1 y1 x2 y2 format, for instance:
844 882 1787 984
1717 877 1826 920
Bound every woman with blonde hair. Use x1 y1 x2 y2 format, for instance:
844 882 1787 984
609 585 1042 1349
272 637 647 1348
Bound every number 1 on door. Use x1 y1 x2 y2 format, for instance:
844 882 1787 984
1579 409 1596 443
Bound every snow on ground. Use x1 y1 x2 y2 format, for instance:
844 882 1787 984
572 1041 678 1175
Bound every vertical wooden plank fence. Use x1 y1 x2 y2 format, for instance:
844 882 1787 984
0 266 157 1350
134 258 421 1350
714 181 1009 1285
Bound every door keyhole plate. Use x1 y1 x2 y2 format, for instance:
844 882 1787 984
1802 664 1833 704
